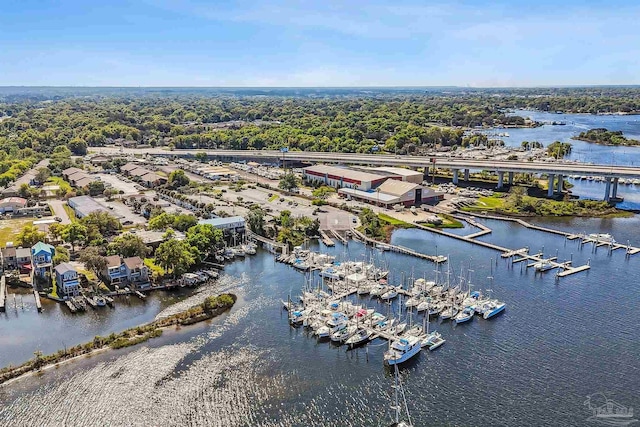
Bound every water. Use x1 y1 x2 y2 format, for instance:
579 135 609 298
2 216 640 426
498 110 640 209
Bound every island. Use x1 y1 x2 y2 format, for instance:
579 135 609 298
573 128 640 146
0 293 236 386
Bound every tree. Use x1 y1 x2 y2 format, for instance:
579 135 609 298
79 246 107 276
87 180 105 196
62 222 88 252
18 183 31 199
35 167 51 184
312 185 336 200
148 212 174 230
194 152 208 162
154 239 195 278
108 234 149 258
80 211 122 236
279 173 300 192
52 246 70 265
68 137 88 155
168 169 190 188
48 223 64 241
247 207 265 235
186 223 224 254
17 225 47 247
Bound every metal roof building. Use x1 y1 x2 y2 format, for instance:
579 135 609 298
67 196 108 218
303 164 389 191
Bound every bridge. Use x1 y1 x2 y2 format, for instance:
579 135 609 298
95 147 640 201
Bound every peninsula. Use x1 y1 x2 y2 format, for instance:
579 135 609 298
573 128 640 146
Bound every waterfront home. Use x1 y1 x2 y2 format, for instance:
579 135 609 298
1 245 17 270
16 247 32 273
123 256 150 289
54 262 80 298
101 255 150 289
103 255 127 286
31 241 55 278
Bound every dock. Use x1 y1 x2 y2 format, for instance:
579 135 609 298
351 229 447 263
319 230 336 247
29 271 43 312
135 290 147 300
330 229 348 245
65 300 78 313
0 275 5 312
83 295 98 308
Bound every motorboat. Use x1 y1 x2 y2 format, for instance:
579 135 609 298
404 325 422 337
421 331 445 351
533 259 554 272
384 336 422 365
233 247 246 257
364 312 386 327
483 300 506 319
374 318 396 332
405 295 422 308
369 285 387 297
95 297 106 307
588 233 615 244
454 307 474 324
330 325 357 343
345 328 372 347
243 243 257 255
395 322 408 335
380 287 399 300
316 322 347 339
439 305 458 320
319 266 342 280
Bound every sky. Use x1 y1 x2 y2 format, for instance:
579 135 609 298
1 0 639 87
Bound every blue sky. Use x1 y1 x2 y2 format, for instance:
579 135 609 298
1 0 639 87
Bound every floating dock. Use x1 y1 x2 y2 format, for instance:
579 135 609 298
351 229 447 263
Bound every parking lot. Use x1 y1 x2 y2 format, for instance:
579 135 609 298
96 173 144 196
97 199 146 225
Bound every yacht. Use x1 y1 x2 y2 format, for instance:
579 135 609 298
405 295 422 308
233 247 246 257
384 336 422 365
345 328 372 347
533 259 554 272
588 233 615 244
381 287 399 300
95 296 107 307
483 300 506 319
330 325 357 343
369 285 387 297
403 325 422 337
422 331 446 351
439 305 458 320
243 243 257 255
394 322 408 335
454 307 474 324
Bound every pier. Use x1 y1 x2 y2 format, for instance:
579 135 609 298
0 275 6 312
319 230 336 247
351 229 447 263
330 229 348 245
246 228 289 255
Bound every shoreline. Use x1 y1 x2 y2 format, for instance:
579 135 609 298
571 136 640 147
0 293 236 387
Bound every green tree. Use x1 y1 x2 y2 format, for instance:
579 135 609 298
79 246 107 276
62 222 88 252
168 169 190 188
87 180 105 196
312 185 336 200
154 239 195 278
108 234 149 258
16 224 47 247
186 223 224 254
80 211 122 236
278 173 300 192
48 222 64 241
35 167 51 184
247 207 265 235
52 246 70 265
148 212 174 230
68 137 88 155
194 152 208 162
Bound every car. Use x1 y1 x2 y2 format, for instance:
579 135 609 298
108 206 114 210
54 216 62 222
122 220 133 225
351 217 357 223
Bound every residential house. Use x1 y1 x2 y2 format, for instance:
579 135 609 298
0 197 27 214
1 245 17 270
16 247 32 273
31 242 55 278
62 167 84 180
140 172 167 188
129 167 152 178
120 163 141 175
54 262 80 298
102 255 127 286
123 256 150 289
90 155 110 165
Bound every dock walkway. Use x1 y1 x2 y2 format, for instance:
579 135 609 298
351 229 447 263
246 228 289 255
319 230 336 247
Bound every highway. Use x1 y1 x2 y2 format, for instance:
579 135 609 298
94 147 640 178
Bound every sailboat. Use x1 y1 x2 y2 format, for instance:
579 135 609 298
388 365 413 427
421 302 445 351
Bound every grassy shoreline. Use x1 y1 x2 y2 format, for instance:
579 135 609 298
0 293 236 387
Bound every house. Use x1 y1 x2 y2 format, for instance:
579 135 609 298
102 255 127 286
129 167 152 178
1 245 17 270
90 155 110 165
123 256 150 289
0 197 28 214
62 167 84 180
140 172 167 188
198 216 246 238
16 247 32 272
31 242 55 278
120 163 141 175
54 262 80 298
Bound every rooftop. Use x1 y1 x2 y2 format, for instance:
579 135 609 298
376 180 421 197
105 255 122 268
371 166 423 177
123 256 144 269
198 216 246 227
55 262 76 275
0 197 27 206
303 164 386 183
68 196 109 216
31 241 54 255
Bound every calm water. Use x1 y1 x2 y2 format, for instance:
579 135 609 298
1 215 640 426
501 110 640 209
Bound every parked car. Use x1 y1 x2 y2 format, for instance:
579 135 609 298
122 220 133 225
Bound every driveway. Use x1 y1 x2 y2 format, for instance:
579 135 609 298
48 200 71 224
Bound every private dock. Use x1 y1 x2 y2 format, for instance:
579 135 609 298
0 275 6 312
135 290 147 300
330 229 348 245
84 295 98 308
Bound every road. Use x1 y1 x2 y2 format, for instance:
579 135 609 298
93 147 640 178
48 200 71 224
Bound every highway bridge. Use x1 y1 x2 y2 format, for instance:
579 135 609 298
96 147 640 201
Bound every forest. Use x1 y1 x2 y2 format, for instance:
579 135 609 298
1 87 639 160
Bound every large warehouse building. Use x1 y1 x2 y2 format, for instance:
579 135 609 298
369 167 424 184
338 180 443 208
303 165 392 191
67 196 109 218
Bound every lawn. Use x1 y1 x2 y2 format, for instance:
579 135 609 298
0 218 36 247
378 213 415 228
461 195 506 212
46 176 72 193
63 204 77 221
